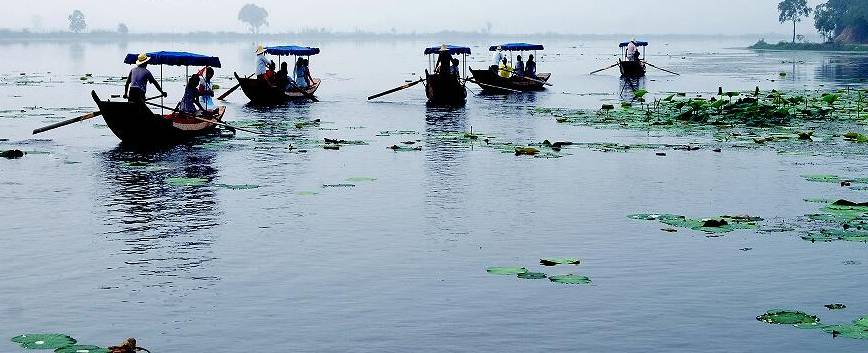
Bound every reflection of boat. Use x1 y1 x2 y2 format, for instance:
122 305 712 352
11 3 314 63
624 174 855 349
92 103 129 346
619 76 647 100
470 43 551 93
235 45 322 104
93 91 225 145
618 40 648 78
423 45 470 106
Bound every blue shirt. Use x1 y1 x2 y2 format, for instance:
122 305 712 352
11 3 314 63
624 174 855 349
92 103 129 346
128 66 155 93
256 55 269 75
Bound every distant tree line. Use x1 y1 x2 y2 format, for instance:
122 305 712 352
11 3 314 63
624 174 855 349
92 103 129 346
778 0 868 44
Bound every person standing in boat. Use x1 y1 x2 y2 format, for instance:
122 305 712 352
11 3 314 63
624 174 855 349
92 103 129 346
255 45 269 80
525 54 537 78
198 67 217 111
123 53 167 103
434 45 453 76
177 74 206 114
513 55 525 77
626 39 640 61
491 46 503 71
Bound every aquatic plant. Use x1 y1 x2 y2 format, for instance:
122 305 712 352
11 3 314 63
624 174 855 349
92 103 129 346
540 258 581 266
486 267 529 275
548 274 592 285
756 310 821 326
10 334 76 349
628 213 762 234
54 345 109 353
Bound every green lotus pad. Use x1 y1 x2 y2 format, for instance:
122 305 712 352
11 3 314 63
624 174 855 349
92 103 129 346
821 323 868 339
540 258 581 266
826 304 847 310
216 184 260 190
548 274 592 285
166 177 209 187
517 272 548 280
756 310 821 326
345 177 377 182
486 267 529 275
11 334 77 349
55 345 109 353
628 213 762 234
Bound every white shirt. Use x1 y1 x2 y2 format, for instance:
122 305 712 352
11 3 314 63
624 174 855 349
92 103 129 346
256 54 269 75
626 42 638 59
493 51 503 66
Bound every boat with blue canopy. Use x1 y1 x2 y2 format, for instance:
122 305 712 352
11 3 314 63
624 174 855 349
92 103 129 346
234 44 322 104
91 51 227 145
469 42 552 93
423 44 469 105
618 40 648 77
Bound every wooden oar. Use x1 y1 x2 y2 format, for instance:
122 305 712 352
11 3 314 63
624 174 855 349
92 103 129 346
590 62 620 75
368 78 426 100
219 73 254 101
465 78 522 93
494 67 553 86
143 101 261 135
644 62 680 76
286 80 319 102
33 94 162 135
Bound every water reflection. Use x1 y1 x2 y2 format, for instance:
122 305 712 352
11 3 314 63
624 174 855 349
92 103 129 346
423 107 469 240
816 54 868 84
97 145 222 294
619 76 646 101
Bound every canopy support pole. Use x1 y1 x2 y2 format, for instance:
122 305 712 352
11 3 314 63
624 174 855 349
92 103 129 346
160 65 164 116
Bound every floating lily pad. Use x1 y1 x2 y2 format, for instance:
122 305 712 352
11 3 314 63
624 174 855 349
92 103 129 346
517 272 547 280
216 184 260 190
486 267 529 275
549 274 592 285
826 304 847 310
629 213 761 234
540 258 581 266
756 310 820 326
166 177 209 187
822 323 868 339
11 334 77 349
345 176 376 182
55 345 109 353
296 191 318 196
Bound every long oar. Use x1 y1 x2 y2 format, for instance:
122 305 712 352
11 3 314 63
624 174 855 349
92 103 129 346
286 80 319 102
465 78 522 93
590 62 620 75
143 101 261 135
219 73 254 101
368 78 425 100
33 94 162 135
644 61 680 76
495 67 553 86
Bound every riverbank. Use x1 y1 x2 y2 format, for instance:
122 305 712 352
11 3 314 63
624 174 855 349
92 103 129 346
750 39 868 52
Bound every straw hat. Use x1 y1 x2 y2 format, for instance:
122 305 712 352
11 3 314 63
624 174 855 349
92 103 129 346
496 45 503 51
255 45 267 55
135 53 150 65
439 44 449 52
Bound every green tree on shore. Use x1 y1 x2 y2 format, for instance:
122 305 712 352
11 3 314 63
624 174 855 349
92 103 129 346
778 0 811 43
68 10 86 33
238 4 268 34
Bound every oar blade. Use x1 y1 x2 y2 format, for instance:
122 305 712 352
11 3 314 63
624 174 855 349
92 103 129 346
368 79 424 100
32 112 101 135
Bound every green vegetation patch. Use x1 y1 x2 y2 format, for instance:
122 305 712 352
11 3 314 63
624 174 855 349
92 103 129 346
166 177 209 187
756 310 821 326
628 213 762 234
54 345 109 353
11 334 77 349
548 274 592 285
517 272 548 280
486 267 529 275
540 258 581 266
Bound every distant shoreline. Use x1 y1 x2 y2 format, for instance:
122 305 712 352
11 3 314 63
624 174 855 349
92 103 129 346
749 39 868 52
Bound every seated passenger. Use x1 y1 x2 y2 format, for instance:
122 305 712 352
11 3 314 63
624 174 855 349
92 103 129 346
177 74 206 114
275 62 289 89
513 55 525 77
498 57 512 78
294 58 309 89
450 58 460 77
198 67 217 111
525 54 537 78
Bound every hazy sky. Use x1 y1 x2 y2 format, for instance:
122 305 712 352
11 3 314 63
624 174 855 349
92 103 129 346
3 0 825 35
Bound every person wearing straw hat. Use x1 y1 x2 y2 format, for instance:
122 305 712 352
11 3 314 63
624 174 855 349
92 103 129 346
123 53 166 103
491 45 503 71
434 44 453 77
255 45 270 80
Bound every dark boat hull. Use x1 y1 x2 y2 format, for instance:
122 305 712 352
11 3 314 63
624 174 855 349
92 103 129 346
91 91 224 146
425 73 466 105
469 68 551 93
236 73 321 104
619 60 646 78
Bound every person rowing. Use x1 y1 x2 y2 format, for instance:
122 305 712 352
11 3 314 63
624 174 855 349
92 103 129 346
626 38 640 61
123 53 167 103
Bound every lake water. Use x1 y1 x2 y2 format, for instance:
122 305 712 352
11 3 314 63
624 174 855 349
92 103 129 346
1 36 868 352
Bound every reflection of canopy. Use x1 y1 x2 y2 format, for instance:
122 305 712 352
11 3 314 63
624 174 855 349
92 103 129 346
123 51 222 67
619 41 649 48
423 45 472 55
489 43 544 51
265 45 321 56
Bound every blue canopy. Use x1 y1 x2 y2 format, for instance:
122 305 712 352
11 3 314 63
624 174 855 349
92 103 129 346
423 45 471 55
489 43 544 51
265 45 321 56
619 41 649 48
124 51 222 67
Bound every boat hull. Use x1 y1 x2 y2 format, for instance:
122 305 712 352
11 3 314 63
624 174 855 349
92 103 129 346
619 60 646 78
91 91 225 146
469 68 550 93
425 73 466 105
236 73 321 104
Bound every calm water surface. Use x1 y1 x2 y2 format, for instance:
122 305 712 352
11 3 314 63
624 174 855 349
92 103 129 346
1 37 868 352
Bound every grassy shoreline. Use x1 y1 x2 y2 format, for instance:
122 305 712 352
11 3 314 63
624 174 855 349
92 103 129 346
749 39 868 52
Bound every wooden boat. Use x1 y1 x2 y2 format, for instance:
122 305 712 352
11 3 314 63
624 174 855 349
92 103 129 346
92 90 226 145
469 68 551 93
471 43 550 93
619 59 646 78
235 72 321 104
425 70 466 105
